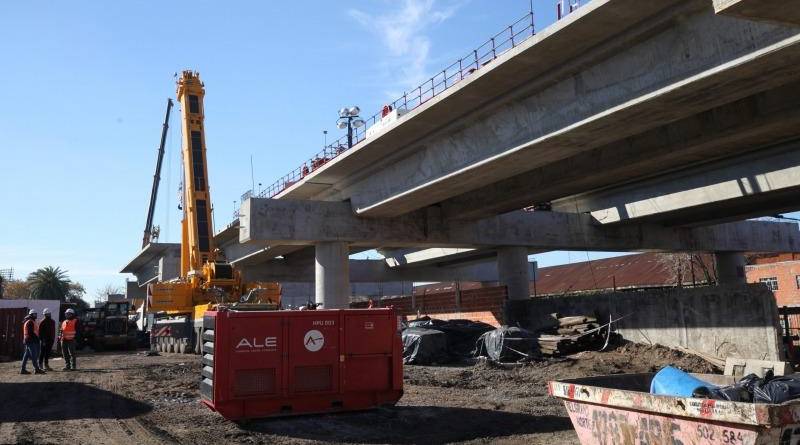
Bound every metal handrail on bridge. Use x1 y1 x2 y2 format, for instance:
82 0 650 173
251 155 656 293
235 2 587 221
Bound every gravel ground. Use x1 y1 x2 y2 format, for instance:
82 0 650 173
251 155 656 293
0 342 715 444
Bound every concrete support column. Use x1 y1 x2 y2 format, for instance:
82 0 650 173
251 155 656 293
715 252 746 285
315 242 350 309
497 246 531 300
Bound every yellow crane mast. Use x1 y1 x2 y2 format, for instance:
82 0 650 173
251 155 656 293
147 71 280 354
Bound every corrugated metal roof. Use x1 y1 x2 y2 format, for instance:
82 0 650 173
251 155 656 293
413 252 714 296
533 253 687 295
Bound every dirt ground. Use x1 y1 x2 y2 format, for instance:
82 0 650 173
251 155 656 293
0 342 715 445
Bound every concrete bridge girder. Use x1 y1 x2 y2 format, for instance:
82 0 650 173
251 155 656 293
440 82 800 220
714 0 800 26
240 198 800 254
240 257 515 284
551 140 800 226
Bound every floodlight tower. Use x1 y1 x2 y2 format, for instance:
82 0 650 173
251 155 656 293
336 106 365 149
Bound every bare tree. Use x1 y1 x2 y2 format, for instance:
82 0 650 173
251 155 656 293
94 283 124 301
657 253 717 287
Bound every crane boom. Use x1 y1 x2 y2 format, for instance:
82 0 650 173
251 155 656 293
176 71 215 276
142 98 174 248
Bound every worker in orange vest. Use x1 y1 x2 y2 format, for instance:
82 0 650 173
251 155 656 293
59 308 79 371
21 309 45 375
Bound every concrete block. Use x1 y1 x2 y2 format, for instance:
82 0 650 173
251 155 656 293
724 358 792 378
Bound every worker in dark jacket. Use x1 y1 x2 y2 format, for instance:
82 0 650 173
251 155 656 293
37 308 56 371
21 310 45 375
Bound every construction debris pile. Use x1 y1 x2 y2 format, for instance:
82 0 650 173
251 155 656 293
536 314 616 357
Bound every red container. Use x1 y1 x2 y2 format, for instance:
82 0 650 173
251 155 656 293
200 308 403 420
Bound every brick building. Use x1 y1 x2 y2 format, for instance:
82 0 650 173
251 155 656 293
745 253 800 306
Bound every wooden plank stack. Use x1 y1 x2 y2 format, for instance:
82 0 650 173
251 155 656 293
537 314 607 356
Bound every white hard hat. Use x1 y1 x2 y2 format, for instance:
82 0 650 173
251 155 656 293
28 309 37 316
42 308 51 315
65 308 75 315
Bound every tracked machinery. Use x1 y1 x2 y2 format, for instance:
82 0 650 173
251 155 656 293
146 71 280 354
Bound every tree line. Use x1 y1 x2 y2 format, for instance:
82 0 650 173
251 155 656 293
0 266 90 310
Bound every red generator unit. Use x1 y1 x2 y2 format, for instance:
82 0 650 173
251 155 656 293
200 308 404 420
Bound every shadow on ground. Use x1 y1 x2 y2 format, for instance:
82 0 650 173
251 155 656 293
242 405 572 444
0 382 151 422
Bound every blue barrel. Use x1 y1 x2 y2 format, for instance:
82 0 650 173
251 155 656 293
650 366 717 397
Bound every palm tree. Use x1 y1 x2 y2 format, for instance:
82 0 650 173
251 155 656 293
28 266 71 301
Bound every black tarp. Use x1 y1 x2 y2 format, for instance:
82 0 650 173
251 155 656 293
475 326 539 363
408 317 495 357
401 328 448 365
708 372 800 404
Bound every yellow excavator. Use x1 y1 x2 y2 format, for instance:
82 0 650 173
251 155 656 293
147 71 280 354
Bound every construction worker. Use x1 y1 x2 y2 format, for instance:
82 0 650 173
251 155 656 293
21 310 45 375
59 308 79 371
37 308 56 371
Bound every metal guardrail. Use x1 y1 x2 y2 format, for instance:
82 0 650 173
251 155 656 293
234 2 588 220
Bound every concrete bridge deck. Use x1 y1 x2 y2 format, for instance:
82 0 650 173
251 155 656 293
271 0 800 225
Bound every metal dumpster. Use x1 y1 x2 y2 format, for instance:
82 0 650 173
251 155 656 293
549 373 800 444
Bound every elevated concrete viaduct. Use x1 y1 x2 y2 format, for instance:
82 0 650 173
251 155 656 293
278 1 800 221
230 0 800 308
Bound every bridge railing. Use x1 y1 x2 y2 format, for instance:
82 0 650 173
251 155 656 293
249 2 588 209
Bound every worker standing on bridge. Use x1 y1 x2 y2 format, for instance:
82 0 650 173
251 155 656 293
59 308 79 371
37 308 56 371
20 310 45 375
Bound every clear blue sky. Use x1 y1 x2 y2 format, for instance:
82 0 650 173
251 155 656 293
0 0 629 299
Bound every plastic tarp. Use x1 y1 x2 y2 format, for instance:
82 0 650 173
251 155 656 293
475 326 539 363
709 372 800 404
401 328 448 365
408 318 495 358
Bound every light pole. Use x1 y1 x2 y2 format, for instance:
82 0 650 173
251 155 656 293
336 106 365 149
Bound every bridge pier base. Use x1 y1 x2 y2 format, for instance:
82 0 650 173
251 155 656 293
715 252 746 285
315 241 350 309
498 246 531 300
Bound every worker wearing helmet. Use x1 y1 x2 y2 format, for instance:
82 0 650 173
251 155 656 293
59 308 79 371
21 309 45 375
37 308 56 371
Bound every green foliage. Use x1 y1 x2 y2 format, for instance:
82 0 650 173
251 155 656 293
27 266 72 301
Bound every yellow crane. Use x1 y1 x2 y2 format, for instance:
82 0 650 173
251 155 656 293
147 71 280 354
